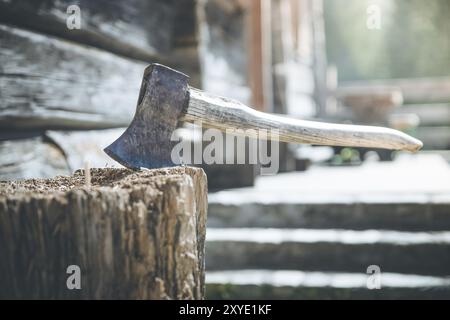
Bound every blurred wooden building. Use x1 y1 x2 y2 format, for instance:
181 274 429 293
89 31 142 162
0 0 327 188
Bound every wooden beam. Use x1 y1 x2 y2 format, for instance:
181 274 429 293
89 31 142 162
0 136 70 180
0 0 174 63
196 0 250 102
0 0 201 84
393 103 450 126
0 129 126 181
0 24 144 130
310 0 328 116
415 126 450 150
245 0 273 111
338 77 450 104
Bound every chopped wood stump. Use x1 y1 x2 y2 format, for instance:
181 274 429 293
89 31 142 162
0 167 207 300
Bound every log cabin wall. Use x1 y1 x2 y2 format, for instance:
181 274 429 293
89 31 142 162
198 0 252 106
196 0 257 189
196 0 328 178
198 0 327 120
0 0 200 180
271 0 324 119
270 0 327 171
0 0 328 183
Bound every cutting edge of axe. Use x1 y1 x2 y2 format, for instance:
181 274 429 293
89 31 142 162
104 63 423 170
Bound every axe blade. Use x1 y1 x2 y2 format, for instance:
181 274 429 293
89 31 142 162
104 64 189 170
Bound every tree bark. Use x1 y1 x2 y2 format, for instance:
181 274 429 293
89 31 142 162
0 167 207 300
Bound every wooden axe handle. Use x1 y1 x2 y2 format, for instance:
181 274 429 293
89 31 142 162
180 88 423 152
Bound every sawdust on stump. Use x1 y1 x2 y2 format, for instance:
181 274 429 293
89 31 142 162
0 167 207 299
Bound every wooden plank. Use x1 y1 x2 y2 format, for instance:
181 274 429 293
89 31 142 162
173 0 199 47
393 103 450 126
196 0 257 187
272 0 316 115
0 24 145 130
0 136 70 180
338 77 450 104
45 129 125 171
260 0 274 112
245 0 274 111
271 1 288 114
198 0 251 104
0 129 124 181
310 0 328 116
0 0 184 62
0 167 207 299
0 0 201 86
208 202 450 231
415 126 450 150
206 233 450 276
337 89 403 123
284 80 317 117
206 277 450 299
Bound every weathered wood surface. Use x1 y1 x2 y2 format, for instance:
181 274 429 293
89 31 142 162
0 24 144 130
392 103 450 126
311 0 328 116
0 136 70 180
0 167 207 299
337 89 403 123
338 77 450 104
270 0 317 172
206 280 450 300
206 237 450 276
414 126 450 150
208 202 450 231
0 127 258 187
0 129 125 181
183 88 423 152
198 0 251 105
0 0 196 63
388 113 420 131
47 128 257 190
271 0 322 118
193 0 257 187
46 129 125 171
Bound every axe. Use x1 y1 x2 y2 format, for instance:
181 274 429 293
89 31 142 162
104 64 422 169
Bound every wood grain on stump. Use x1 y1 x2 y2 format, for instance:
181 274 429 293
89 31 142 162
0 167 207 300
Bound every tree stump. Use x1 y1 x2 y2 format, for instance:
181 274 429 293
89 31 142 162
0 167 207 300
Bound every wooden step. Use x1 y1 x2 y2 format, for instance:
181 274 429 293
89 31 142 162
206 270 450 299
208 202 450 231
208 154 450 231
206 228 450 276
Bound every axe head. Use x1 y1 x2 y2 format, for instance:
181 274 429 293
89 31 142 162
104 64 189 170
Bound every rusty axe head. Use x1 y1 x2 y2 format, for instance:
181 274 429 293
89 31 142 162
104 64 189 170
